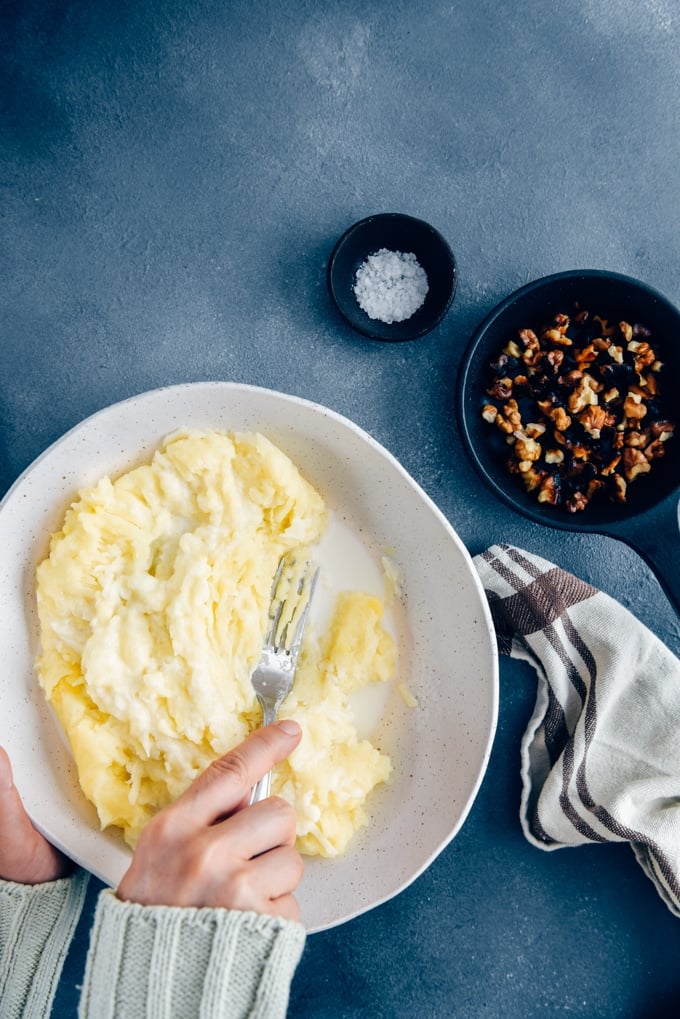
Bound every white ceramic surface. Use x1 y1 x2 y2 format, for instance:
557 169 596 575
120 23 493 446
0 382 498 933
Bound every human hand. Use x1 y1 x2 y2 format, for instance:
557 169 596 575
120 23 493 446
117 720 304 921
0 746 72 883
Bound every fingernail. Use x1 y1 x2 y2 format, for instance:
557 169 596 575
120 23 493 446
277 719 301 737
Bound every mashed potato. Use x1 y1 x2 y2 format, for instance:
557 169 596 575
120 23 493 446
35 429 395 856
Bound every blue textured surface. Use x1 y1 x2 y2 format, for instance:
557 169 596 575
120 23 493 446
2 1 680 1015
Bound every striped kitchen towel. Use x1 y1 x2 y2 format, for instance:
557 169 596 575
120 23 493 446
473 543 680 917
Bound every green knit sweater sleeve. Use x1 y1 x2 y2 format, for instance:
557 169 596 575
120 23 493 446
0 870 90 1019
79 890 306 1019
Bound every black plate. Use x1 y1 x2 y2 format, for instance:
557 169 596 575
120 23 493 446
327 213 457 341
458 270 680 614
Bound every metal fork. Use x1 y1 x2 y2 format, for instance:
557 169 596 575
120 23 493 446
248 552 319 804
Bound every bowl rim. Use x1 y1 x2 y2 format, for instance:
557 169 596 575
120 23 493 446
457 267 680 531
327 212 457 341
466 268 679 335
2 380 499 934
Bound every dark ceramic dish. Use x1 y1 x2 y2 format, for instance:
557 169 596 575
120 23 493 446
327 213 457 341
458 270 680 615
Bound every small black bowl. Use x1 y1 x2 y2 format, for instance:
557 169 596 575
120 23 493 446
458 269 680 614
327 213 457 341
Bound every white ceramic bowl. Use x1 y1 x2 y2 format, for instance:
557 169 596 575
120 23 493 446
0 383 498 933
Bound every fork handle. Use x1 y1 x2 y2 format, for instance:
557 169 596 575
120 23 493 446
248 702 278 804
249 770 272 805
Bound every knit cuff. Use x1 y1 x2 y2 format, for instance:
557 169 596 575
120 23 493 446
0 869 90 1019
79 890 306 1019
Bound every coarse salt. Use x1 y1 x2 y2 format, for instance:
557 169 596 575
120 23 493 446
353 248 429 324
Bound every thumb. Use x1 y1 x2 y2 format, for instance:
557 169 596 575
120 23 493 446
0 746 71 883
0 745 13 790
179 721 302 827
0 746 38 837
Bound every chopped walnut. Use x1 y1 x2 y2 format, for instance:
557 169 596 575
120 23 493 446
643 373 658 396
645 439 667 460
566 492 588 513
625 431 647 449
544 328 572 347
622 447 651 481
559 369 583 388
521 467 544 492
650 420 675 442
623 392 647 422
537 474 561 504
579 405 608 438
575 343 598 368
514 436 542 462
567 375 599 413
630 342 656 374
493 398 522 436
601 455 621 476
518 329 540 366
551 406 572 431
546 349 565 371
613 475 627 502
487 377 514 400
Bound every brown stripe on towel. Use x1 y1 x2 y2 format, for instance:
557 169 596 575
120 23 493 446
541 621 587 722
484 552 579 763
498 568 597 636
481 547 597 635
531 808 554 844
479 546 541 596
527 616 605 841
568 611 653 844
485 591 515 656
503 545 544 579
488 569 589 749
559 732 608 843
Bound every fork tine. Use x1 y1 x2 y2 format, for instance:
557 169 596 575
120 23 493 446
267 554 319 653
286 563 319 654
263 555 287 644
